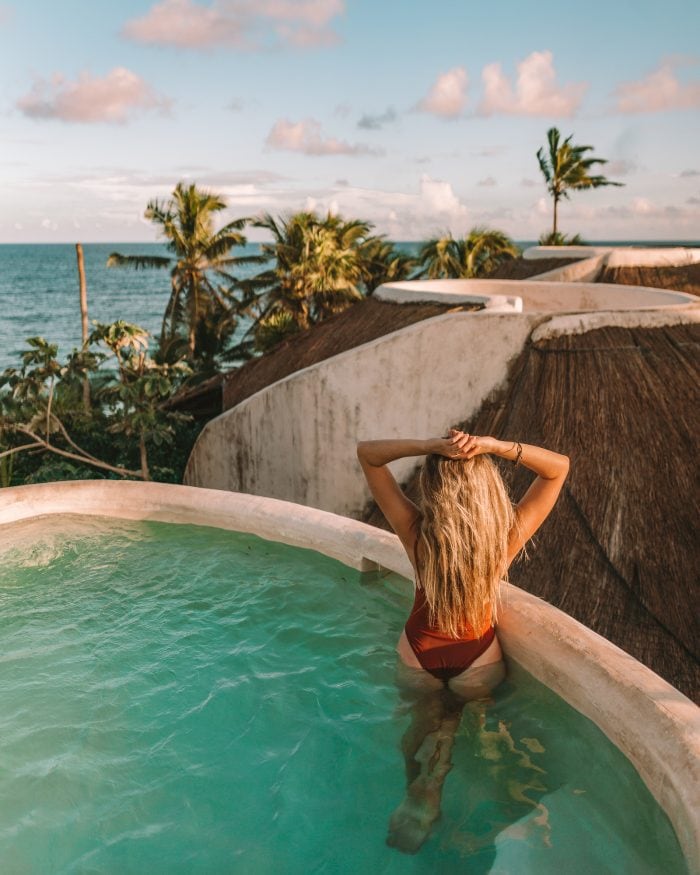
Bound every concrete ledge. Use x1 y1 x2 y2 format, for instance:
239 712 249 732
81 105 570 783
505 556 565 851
524 245 614 260
377 278 698 312
0 479 698 873
531 305 700 343
375 280 522 312
527 254 607 283
524 244 700 268
606 247 700 268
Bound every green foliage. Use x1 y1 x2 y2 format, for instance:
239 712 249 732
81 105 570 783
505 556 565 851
0 322 198 485
253 311 300 351
107 182 261 365
538 231 585 246
242 211 381 352
417 227 520 279
537 127 623 236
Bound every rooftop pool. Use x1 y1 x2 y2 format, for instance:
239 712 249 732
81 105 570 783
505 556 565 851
0 514 687 874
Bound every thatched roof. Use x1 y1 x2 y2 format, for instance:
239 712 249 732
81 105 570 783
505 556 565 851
487 256 582 279
364 321 700 701
164 373 224 419
221 298 480 411
597 263 700 295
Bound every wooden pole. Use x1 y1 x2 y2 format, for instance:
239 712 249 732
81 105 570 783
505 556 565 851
75 243 91 412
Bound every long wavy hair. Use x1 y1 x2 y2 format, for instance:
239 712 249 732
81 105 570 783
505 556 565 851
416 453 516 638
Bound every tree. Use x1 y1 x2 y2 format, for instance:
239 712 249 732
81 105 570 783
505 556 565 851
107 182 258 362
357 236 418 295
244 212 372 351
417 227 520 279
537 127 623 238
0 325 190 482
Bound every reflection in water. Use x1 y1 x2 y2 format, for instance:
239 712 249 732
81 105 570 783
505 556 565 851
389 677 556 870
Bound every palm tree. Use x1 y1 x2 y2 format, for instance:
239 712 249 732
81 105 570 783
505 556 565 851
537 128 623 238
358 237 418 295
107 182 257 360
417 227 520 279
245 212 372 350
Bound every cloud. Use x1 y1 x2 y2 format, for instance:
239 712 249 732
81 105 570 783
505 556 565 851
417 174 468 227
680 168 700 178
122 0 344 50
477 176 497 187
686 196 700 205
0 4 13 25
17 68 169 123
471 146 507 157
521 178 537 187
357 107 396 130
605 159 638 176
614 61 700 113
478 50 586 117
266 118 381 156
417 66 468 118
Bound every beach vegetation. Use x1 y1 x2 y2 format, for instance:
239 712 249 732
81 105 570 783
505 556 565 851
417 227 520 279
107 182 262 366
0 324 194 484
238 211 412 353
538 231 585 246
537 127 623 239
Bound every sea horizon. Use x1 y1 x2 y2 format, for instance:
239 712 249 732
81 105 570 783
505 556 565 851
1 239 698 372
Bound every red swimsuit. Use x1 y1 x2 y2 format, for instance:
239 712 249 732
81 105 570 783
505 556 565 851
404 586 495 681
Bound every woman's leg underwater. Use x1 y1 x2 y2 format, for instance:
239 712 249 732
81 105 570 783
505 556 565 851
388 637 507 853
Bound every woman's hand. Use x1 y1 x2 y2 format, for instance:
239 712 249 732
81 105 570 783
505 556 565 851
432 429 494 460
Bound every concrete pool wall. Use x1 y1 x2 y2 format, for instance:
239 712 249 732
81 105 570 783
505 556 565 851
0 479 698 874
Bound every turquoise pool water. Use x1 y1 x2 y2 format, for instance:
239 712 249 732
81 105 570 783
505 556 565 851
0 515 687 875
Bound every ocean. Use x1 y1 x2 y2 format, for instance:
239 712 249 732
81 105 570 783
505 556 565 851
0 240 697 371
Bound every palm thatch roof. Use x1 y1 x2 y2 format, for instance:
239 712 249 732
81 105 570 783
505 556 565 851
221 298 480 411
597 262 700 295
487 256 582 279
364 321 700 701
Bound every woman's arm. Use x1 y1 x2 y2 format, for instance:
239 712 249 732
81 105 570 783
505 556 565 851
357 437 458 553
448 430 569 564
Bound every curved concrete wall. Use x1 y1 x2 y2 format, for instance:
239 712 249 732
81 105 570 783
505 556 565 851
524 244 700 268
186 279 699 517
1 480 698 874
376 278 697 311
185 310 539 515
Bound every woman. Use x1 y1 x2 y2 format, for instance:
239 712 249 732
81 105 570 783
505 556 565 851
357 429 569 852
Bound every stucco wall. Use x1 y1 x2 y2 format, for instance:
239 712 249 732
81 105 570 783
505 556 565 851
376 278 697 311
524 244 700 268
1 480 698 873
186 279 698 516
184 310 539 516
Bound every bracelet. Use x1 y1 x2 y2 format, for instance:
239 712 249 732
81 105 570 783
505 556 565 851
511 441 523 466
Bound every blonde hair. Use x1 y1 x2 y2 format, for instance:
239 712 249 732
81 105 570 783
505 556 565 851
417 453 516 638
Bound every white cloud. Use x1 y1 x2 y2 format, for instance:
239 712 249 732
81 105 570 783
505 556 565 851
266 118 381 156
417 67 468 118
357 107 397 130
680 169 700 178
477 176 497 187
418 174 468 224
614 62 700 113
17 68 169 123
122 0 344 50
478 51 586 117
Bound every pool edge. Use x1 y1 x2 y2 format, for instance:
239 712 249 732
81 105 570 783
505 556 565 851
1 479 698 874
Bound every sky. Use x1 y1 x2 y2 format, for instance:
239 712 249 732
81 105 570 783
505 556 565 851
1 0 700 243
